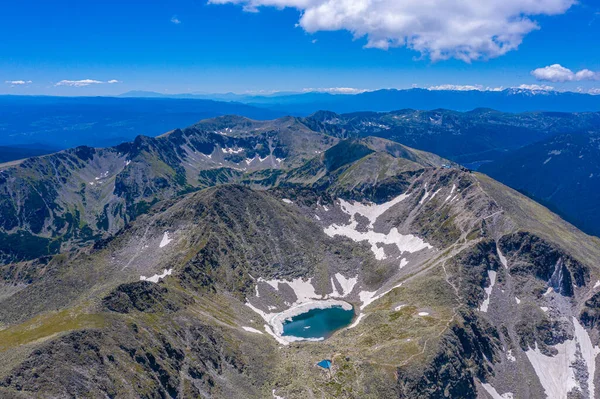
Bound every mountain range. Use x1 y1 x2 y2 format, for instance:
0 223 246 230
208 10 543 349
2 115 600 398
121 88 600 114
0 96 285 150
481 132 600 237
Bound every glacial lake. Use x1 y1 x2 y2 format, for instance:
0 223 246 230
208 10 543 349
281 306 355 340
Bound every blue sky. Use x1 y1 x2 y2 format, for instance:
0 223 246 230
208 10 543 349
1 0 599 95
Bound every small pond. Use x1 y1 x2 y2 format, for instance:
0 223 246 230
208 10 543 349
281 305 355 340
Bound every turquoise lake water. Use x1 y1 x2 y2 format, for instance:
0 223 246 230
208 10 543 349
281 306 355 339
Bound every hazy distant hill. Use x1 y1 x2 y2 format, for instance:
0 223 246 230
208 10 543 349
0 96 285 149
0 144 58 163
300 109 600 164
122 88 600 114
480 132 600 237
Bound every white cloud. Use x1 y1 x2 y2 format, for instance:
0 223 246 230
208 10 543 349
302 87 368 94
427 84 503 92
209 0 575 62
171 16 181 24
531 64 599 82
513 84 555 91
5 80 32 86
575 69 597 80
587 88 600 95
55 79 120 87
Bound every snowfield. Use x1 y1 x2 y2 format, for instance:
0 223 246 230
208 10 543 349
324 194 432 260
525 317 600 399
140 268 173 283
159 232 173 248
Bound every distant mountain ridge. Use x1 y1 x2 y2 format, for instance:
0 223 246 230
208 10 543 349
121 88 600 114
0 95 286 149
301 108 600 164
481 132 600 237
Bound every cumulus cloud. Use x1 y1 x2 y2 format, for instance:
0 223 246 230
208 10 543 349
427 84 503 92
514 84 555 91
209 0 575 62
531 64 599 82
5 80 32 86
55 79 120 87
171 16 181 24
302 87 368 94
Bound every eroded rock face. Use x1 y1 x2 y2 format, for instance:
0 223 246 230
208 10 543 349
0 321 270 399
103 281 190 314
500 232 589 297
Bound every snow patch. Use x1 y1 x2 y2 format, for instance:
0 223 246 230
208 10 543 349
159 232 173 248
338 194 411 228
506 350 516 362
419 185 430 205
242 326 263 334
333 273 358 296
479 270 497 313
257 277 318 305
573 317 600 399
481 383 514 399
526 342 578 398
445 184 456 202
263 324 289 346
140 269 173 283
418 312 429 316
347 282 404 329
324 222 431 260
221 147 244 154
525 317 600 399
515 297 521 304
594 280 600 289
324 194 431 260
359 282 403 310
429 188 442 202
399 258 408 269
497 245 508 268
281 199 293 204
348 313 365 329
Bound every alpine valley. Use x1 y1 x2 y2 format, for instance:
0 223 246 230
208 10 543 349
2 114 600 399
